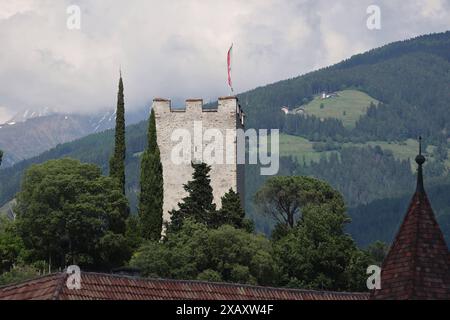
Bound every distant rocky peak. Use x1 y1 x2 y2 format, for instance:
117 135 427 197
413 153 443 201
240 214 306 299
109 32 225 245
7 107 59 124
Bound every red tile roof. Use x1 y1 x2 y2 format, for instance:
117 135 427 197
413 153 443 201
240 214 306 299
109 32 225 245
371 191 450 300
0 273 63 300
0 272 369 300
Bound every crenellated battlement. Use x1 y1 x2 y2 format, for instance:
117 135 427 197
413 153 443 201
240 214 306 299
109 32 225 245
153 96 245 126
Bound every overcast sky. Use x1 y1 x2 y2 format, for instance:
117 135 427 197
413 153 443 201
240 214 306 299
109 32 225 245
0 0 449 122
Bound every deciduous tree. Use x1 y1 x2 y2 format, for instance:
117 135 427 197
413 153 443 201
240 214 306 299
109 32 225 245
131 220 278 286
254 176 344 230
15 158 130 270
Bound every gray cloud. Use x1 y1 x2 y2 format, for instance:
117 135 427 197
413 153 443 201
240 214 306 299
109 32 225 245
0 0 448 122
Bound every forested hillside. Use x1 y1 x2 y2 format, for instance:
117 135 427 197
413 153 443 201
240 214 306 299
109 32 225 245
1 31 449 247
240 32 450 143
348 182 450 247
0 121 148 212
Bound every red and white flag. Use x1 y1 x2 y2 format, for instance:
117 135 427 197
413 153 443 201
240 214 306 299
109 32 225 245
227 44 234 93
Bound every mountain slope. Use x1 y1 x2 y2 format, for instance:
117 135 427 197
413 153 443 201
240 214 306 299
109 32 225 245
348 182 450 247
239 31 450 143
0 120 148 211
0 108 149 167
0 114 112 166
1 31 450 246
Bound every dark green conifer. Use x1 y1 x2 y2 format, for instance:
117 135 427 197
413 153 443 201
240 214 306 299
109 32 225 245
109 73 126 194
212 189 253 232
139 109 163 240
168 162 216 233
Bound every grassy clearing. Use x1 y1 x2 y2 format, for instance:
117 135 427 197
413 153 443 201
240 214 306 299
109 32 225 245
271 135 449 171
248 134 332 165
296 89 378 128
344 139 450 169
278 134 334 165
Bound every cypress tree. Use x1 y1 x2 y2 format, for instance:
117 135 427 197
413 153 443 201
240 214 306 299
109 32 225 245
139 109 164 240
109 73 126 194
168 162 216 233
0 150 3 167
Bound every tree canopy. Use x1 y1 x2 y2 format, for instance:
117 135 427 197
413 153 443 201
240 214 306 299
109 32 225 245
273 202 371 291
0 217 26 274
15 158 130 270
131 220 279 286
254 176 345 229
256 175 372 291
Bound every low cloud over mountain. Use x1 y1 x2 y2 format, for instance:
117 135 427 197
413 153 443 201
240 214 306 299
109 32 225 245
0 0 449 117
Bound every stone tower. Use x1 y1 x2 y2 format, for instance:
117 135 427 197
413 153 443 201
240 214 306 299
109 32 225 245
153 96 245 223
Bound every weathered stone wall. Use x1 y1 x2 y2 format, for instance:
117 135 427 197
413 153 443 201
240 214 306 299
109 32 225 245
153 97 245 223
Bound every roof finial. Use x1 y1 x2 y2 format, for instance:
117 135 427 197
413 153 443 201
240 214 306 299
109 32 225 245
419 136 422 155
415 136 426 193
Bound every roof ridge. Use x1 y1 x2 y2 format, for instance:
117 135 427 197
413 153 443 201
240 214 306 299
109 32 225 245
79 271 368 296
409 192 422 300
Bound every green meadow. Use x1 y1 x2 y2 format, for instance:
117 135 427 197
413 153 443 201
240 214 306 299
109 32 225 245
296 89 379 128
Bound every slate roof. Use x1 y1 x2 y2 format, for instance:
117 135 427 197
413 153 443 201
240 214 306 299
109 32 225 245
0 272 369 300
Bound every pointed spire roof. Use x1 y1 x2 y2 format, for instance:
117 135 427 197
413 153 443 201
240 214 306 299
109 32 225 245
372 137 450 300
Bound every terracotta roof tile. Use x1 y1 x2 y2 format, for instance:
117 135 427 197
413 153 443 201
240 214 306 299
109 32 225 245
0 273 64 300
371 191 450 300
0 272 369 300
